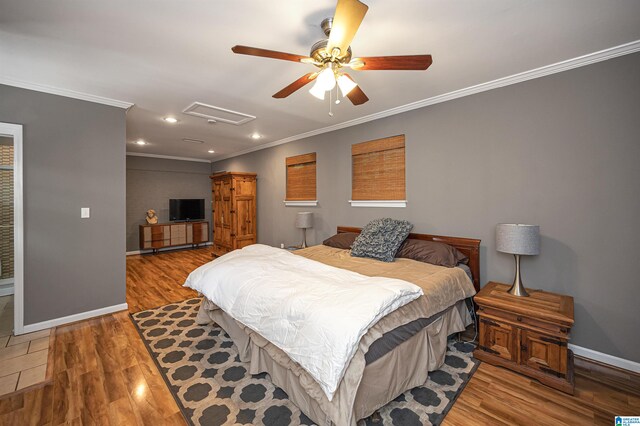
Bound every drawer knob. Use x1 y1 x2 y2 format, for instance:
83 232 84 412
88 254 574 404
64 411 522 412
516 316 523 322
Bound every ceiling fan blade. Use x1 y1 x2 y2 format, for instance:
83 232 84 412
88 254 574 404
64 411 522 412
343 74 369 105
327 0 368 59
273 73 319 98
350 55 433 70
231 45 311 63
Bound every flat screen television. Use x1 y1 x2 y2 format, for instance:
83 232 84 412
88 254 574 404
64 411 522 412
169 199 205 222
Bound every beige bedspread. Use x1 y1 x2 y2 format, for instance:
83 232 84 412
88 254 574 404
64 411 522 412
197 245 476 425
294 245 475 319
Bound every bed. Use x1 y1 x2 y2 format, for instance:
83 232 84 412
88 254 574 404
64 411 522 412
187 226 480 425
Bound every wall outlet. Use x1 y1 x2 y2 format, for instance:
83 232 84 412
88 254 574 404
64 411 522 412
81 207 90 218
280 243 285 249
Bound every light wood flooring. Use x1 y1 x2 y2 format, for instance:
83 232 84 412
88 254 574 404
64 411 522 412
0 247 638 425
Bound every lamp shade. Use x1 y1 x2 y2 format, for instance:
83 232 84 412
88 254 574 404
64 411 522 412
496 224 540 255
316 67 336 91
309 80 326 100
295 212 313 229
337 74 357 96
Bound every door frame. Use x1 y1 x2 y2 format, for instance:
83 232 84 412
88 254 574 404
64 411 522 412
0 123 24 335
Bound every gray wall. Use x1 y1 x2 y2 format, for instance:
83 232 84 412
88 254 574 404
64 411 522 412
212 53 640 362
0 84 126 325
126 156 211 251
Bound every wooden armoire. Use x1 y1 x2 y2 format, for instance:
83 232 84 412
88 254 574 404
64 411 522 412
211 172 257 257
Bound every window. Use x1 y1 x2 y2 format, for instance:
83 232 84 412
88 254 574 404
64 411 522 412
350 135 406 207
285 152 317 206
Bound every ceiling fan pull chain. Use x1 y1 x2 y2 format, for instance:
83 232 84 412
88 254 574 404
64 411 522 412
335 85 341 105
329 89 334 117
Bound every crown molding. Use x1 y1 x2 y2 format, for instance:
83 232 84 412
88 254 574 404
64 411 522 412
0 76 134 109
126 152 212 163
212 39 640 162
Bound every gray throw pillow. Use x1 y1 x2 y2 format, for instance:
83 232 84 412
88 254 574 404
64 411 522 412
351 218 413 262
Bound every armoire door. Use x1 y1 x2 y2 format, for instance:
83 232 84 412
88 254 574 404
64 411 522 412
234 196 255 249
221 178 232 247
213 180 223 245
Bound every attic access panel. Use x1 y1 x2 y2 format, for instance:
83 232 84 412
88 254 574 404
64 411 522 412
182 102 256 125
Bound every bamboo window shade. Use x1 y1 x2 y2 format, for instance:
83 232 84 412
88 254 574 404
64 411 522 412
286 152 317 201
351 135 405 201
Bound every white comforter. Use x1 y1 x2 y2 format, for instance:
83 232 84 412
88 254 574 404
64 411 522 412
184 244 423 400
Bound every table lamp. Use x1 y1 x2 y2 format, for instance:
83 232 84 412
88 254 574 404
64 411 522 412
295 212 313 248
496 224 540 297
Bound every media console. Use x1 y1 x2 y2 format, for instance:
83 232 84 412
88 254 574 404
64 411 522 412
139 221 210 253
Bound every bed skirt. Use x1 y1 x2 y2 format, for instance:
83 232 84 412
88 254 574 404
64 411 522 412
196 299 471 426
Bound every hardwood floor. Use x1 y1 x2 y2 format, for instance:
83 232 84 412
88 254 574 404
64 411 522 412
0 248 211 426
126 248 209 312
0 247 638 425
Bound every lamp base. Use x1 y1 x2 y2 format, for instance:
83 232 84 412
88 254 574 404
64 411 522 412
300 229 307 249
507 254 529 297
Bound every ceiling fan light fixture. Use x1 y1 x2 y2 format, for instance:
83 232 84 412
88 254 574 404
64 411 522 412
337 74 357 96
309 80 326 100
316 66 337 91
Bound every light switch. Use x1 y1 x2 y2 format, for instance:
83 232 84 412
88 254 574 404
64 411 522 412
81 207 90 218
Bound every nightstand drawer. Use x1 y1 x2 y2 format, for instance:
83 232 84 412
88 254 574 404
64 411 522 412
520 329 568 376
478 317 518 362
479 306 570 338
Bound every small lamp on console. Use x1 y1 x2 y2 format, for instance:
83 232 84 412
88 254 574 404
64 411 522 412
496 224 540 297
295 212 313 248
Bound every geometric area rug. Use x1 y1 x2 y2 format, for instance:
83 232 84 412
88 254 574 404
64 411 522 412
131 298 479 426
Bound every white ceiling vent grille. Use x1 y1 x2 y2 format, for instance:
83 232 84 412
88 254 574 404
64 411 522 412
182 138 205 144
182 102 256 125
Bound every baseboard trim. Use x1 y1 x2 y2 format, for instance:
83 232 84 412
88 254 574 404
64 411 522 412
126 241 212 256
0 279 14 296
20 303 129 335
569 344 640 374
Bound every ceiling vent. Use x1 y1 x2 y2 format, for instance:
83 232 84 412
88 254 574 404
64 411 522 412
182 102 256 125
182 138 205 144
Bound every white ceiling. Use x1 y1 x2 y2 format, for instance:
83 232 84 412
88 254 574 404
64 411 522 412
1 0 640 161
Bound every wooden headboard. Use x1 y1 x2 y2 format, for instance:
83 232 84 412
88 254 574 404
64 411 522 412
337 226 481 293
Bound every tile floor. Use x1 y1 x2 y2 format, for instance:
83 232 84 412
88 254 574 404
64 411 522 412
0 295 13 338
0 295 51 397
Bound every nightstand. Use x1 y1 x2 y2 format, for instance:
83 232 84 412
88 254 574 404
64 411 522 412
473 282 575 394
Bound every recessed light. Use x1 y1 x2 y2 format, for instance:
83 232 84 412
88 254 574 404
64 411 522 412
164 117 178 124
251 133 261 140
208 149 215 154
135 139 146 145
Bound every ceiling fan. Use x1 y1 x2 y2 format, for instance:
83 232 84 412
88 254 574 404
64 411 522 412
231 0 432 107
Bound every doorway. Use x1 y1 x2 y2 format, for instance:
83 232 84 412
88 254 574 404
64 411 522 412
0 123 23 336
